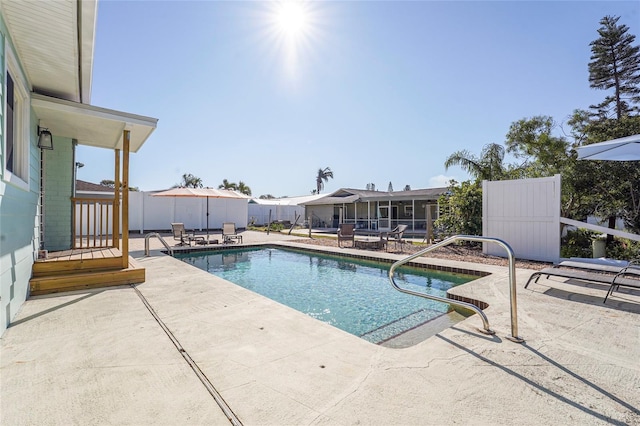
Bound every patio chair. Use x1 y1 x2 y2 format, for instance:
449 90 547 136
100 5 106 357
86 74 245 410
337 224 355 248
525 259 640 302
171 223 198 246
222 222 243 244
385 224 408 252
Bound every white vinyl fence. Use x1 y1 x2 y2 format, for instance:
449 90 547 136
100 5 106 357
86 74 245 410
130 191 248 233
483 175 561 262
248 204 305 226
76 191 249 235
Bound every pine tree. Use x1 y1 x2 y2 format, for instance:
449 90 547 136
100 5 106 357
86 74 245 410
588 15 640 119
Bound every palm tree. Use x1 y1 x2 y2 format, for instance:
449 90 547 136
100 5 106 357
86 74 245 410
218 179 236 190
236 181 252 196
176 173 203 188
444 143 506 181
315 167 334 194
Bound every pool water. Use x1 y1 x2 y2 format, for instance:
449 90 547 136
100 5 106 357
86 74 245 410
176 247 475 344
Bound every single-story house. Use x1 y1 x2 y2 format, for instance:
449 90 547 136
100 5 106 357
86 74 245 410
300 187 449 235
0 1 157 335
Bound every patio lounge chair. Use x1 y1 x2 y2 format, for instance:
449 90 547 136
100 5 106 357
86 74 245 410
386 224 408 252
222 222 243 244
525 259 640 302
337 224 356 248
171 223 203 246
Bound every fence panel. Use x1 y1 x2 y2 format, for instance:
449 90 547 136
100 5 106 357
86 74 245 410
483 175 561 262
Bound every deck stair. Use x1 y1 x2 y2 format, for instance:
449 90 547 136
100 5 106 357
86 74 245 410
30 248 145 296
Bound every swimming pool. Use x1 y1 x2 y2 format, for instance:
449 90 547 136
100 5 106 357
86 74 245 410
176 247 475 344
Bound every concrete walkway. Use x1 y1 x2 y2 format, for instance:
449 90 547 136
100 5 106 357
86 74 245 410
2 230 639 425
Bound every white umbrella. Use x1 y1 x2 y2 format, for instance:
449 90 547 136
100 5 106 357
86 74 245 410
152 187 248 240
577 134 640 161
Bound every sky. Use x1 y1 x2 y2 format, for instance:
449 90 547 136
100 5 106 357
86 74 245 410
76 0 640 197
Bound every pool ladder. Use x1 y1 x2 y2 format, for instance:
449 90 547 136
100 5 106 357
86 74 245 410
144 232 174 257
389 235 524 343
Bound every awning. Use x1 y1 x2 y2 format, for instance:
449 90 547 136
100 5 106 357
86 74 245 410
31 93 158 153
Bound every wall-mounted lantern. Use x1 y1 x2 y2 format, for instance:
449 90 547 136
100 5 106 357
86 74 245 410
37 126 53 150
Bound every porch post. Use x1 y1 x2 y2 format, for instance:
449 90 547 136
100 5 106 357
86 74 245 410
426 204 433 243
113 149 121 249
122 130 130 269
412 199 416 231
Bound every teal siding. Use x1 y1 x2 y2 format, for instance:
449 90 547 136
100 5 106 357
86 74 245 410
43 138 73 251
0 16 40 336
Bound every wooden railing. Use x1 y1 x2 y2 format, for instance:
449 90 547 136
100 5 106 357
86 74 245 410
72 197 116 249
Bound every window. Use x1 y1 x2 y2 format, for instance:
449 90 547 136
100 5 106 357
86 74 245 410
4 44 29 188
404 205 413 216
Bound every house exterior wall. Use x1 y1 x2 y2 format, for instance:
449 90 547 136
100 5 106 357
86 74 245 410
0 20 40 335
42 139 73 250
305 197 440 232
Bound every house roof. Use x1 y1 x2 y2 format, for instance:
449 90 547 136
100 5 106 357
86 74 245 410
249 194 325 205
300 187 449 206
76 179 112 192
2 1 158 152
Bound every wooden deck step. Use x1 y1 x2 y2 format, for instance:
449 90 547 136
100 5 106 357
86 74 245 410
32 257 125 277
30 257 145 296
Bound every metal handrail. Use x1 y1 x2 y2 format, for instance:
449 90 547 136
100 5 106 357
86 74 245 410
388 235 524 343
145 232 174 257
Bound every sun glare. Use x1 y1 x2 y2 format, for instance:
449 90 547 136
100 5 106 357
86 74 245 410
263 0 323 84
275 1 308 37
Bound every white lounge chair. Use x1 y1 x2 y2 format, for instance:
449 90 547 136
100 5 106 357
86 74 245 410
222 222 243 244
525 259 640 302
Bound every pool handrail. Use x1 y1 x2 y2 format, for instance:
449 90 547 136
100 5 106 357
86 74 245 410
145 232 174 257
388 235 524 343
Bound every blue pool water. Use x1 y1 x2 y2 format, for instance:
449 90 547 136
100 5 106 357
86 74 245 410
176 247 475 344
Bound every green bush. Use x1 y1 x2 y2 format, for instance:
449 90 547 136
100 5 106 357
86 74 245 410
269 223 285 232
561 228 640 260
560 228 597 258
605 238 640 260
435 180 482 238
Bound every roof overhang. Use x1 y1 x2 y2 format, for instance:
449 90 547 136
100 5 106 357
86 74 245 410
32 93 158 153
1 0 96 103
302 195 360 206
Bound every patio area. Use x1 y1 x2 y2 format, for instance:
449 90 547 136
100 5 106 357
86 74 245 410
1 231 638 425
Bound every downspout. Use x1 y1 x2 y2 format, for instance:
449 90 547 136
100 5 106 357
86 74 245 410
39 142 45 251
70 139 78 248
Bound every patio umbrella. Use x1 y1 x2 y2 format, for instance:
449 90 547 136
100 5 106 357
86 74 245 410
576 134 640 161
152 187 247 240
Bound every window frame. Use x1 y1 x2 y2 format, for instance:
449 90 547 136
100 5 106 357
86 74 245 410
3 43 30 190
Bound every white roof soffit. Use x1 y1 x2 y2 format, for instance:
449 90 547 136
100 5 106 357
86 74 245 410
32 93 158 153
1 0 96 103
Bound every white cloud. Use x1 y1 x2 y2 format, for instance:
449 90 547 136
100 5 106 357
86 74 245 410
428 175 458 188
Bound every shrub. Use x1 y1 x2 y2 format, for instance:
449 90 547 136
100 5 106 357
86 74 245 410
560 228 597 258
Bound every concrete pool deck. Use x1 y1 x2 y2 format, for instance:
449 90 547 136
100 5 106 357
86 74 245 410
1 230 639 425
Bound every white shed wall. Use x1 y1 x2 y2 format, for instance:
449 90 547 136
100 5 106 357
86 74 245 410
248 204 305 226
483 175 561 262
